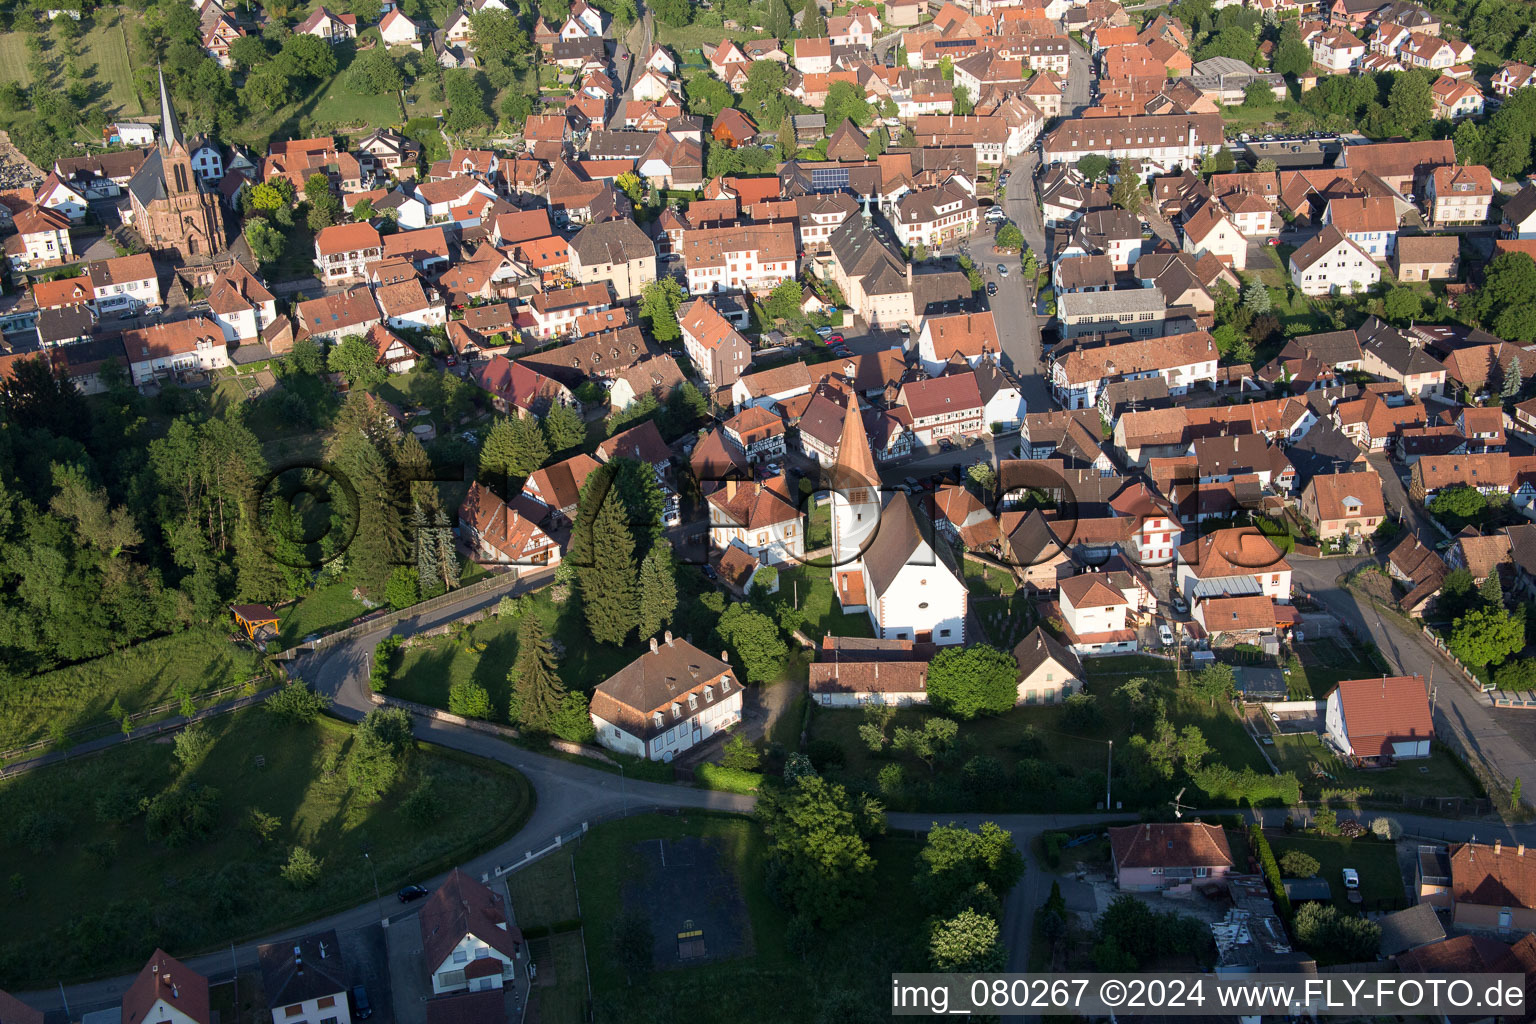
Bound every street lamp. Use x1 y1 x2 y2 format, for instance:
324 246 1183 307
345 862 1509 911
1105 739 1114 812
363 851 386 928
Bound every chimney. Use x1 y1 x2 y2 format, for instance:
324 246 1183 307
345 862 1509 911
726 476 738 501
721 651 729 662
664 630 674 646
1495 839 1502 854
1520 844 1527 856
649 637 659 652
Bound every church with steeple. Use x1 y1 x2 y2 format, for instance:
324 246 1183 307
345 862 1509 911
125 70 226 263
829 393 968 645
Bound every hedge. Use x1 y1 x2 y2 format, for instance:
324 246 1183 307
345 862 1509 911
1249 824 1293 921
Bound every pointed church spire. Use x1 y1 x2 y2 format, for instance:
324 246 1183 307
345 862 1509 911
158 66 183 149
828 390 879 495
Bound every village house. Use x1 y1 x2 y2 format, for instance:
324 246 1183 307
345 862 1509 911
419 868 523 993
1300 471 1387 540
1392 235 1460 282
1056 573 1139 656
1176 528 1292 605
524 452 601 526
88 253 161 315
1441 841 1536 936
722 406 788 464
808 637 934 708
313 222 382 284
1325 675 1433 765
458 481 560 570
257 932 351 1024
1289 225 1381 297
707 477 804 566
1051 331 1219 410
4 205 73 271
1109 822 1234 892
680 298 751 390
123 317 231 386
123 951 210 1024
898 372 985 446
590 634 742 760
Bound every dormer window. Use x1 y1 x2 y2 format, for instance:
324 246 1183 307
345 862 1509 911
703 685 714 702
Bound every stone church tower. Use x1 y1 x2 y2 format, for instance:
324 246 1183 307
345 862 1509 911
126 69 226 262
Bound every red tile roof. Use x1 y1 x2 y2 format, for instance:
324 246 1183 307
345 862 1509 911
1109 822 1234 870
1332 675 1433 759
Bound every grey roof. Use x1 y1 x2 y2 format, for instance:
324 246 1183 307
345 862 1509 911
1099 375 1170 416
584 130 653 159
1377 902 1447 957
829 217 908 296
1503 183 1536 227
1285 422 1365 486
973 358 1020 405
1192 55 1263 77
1293 329 1364 367
36 304 95 345
569 218 654 265
1505 523 1536 577
1289 225 1363 273
258 931 348 1009
863 493 960 598
1358 316 1444 377
157 67 182 149
1012 625 1083 682
912 270 973 317
1281 878 1333 901
126 149 167 208
1055 255 1115 292
1058 288 1165 318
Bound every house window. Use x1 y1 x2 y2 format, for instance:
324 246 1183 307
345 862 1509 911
453 949 469 964
1195 867 1209 877
1500 907 1512 929
474 947 490 959
317 998 336 1010
284 1008 304 1019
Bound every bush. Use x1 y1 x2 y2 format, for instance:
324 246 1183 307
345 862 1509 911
401 774 440 827
695 763 763 794
807 738 846 769
720 734 761 771
1279 850 1320 877
281 846 323 889
448 680 491 719
173 724 213 770
266 682 332 721
369 635 403 692
1369 816 1402 840
144 784 221 848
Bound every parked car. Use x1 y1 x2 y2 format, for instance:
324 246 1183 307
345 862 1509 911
350 987 373 1021
987 282 997 296
397 885 430 903
1342 868 1360 890
997 264 1009 277
1158 624 1175 647
1171 594 1189 614
814 325 833 338
702 564 718 581
827 334 844 345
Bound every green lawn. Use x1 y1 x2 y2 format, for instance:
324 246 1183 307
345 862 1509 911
1266 832 1404 911
0 33 33 89
0 629 264 752
528 931 589 1024
806 654 1267 813
1270 732 1482 802
0 708 533 985
504 851 582 931
389 592 649 714
654 23 751 58
277 581 371 647
1288 638 1387 700
776 565 874 642
963 557 1018 598
573 813 927 1023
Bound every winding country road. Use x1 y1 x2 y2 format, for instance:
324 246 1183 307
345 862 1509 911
17 571 1536 1013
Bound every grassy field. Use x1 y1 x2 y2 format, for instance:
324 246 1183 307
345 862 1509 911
505 851 582 931
0 629 264 752
572 813 927 1024
653 23 752 59
0 708 533 985
528 931 590 1024
389 592 648 714
87 14 146 116
277 581 372 647
0 34 33 89
1266 832 1405 911
807 654 1268 813
777 565 875 641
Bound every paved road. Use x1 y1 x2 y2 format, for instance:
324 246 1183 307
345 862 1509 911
1288 553 1536 803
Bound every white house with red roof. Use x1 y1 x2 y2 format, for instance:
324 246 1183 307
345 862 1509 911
35 173 89 223
1176 528 1292 604
1057 573 1140 655
419 868 523 993
4 205 73 270
1325 674 1432 765
897 372 985 445
1109 480 1181 565
123 950 210 1024
680 297 751 389
913 311 1001 376
379 9 422 48
313 222 382 283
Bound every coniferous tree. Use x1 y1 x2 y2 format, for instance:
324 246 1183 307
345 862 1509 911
413 503 440 590
330 430 408 596
767 0 793 39
580 494 640 644
543 403 586 454
431 507 460 590
800 0 826 37
479 417 520 482
637 541 678 640
509 414 551 476
1503 356 1523 399
512 612 567 731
